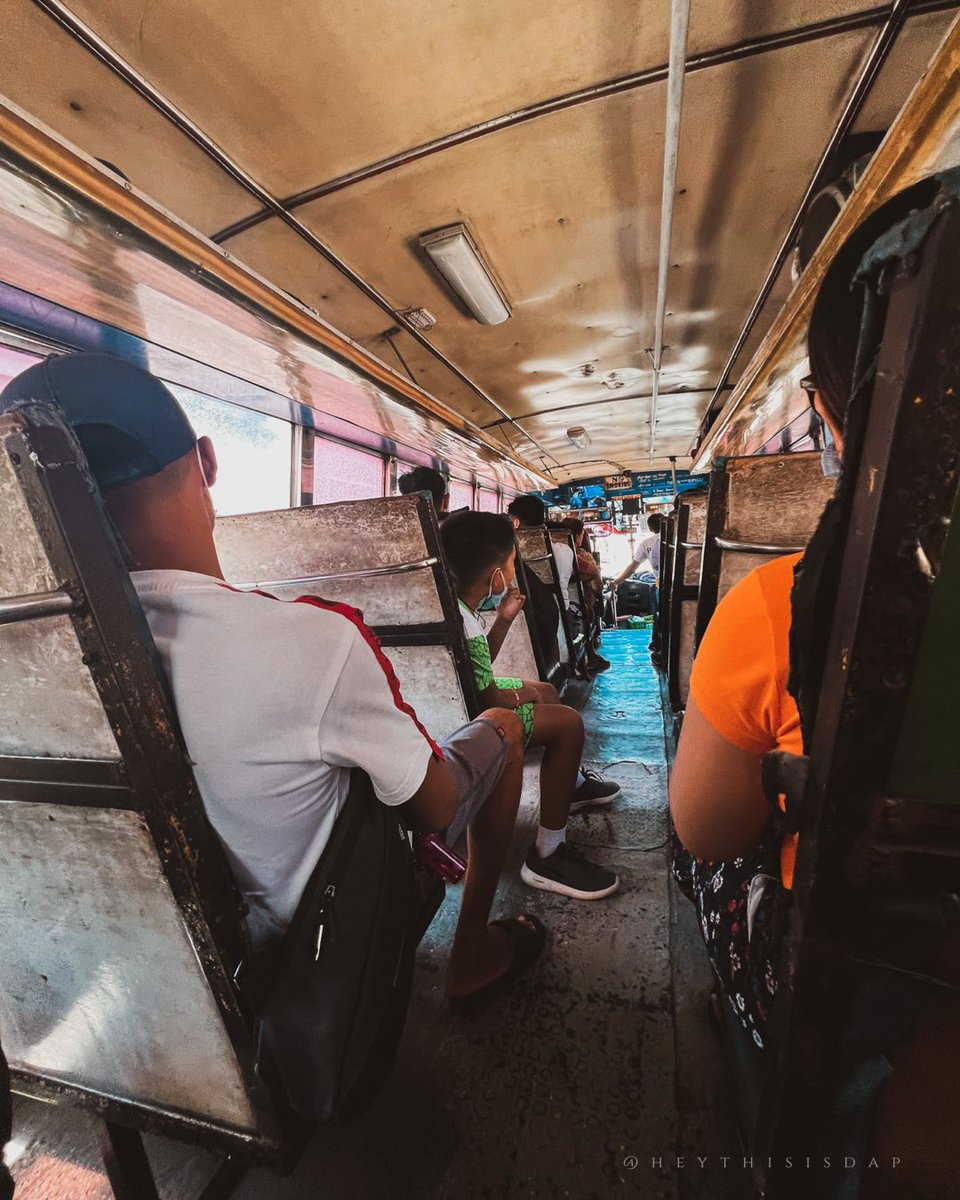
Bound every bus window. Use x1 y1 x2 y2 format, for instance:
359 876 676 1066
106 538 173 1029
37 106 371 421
171 388 292 516
314 438 385 504
448 479 474 510
477 488 499 513
0 344 42 389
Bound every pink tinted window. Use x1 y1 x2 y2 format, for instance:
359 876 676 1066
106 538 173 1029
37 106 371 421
478 488 499 513
448 479 474 511
314 439 385 503
0 345 42 390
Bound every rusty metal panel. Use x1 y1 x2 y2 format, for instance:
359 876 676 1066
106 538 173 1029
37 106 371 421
215 498 444 625
0 802 257 1132
677 604 697 708
0 443 118 760
382 645 470 741
724 452 833 544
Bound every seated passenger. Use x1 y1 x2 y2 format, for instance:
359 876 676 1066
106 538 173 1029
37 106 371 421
398 464 449 514
0 353 543 1014
562 516 609 674
504 495 561 662
441 510 620 901
668 183 930 1049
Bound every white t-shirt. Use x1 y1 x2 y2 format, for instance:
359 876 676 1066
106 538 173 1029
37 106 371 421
633 532 661 574
132 570 436 946
551 539 575 596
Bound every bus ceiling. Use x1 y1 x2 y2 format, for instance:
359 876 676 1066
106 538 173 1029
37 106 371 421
1 1 959 485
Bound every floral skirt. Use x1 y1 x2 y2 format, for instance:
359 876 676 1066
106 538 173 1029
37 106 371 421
671 821 786 1049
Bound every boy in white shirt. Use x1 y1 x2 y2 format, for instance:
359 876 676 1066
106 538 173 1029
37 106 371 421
0 352 544 1015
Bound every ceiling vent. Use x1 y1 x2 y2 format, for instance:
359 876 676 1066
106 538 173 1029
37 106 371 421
400 307 437 332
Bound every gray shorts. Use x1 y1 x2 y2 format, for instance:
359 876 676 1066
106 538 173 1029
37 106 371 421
439 716 509 846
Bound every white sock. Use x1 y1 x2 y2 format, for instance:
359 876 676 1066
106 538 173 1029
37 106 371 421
535 825 566 859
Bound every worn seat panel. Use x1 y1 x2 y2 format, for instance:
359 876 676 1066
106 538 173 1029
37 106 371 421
216 497 444 626
0 449 118 760
0 803 258 1132
384 645 470 739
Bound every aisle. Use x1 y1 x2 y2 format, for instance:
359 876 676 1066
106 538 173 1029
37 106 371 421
9 632 739 1200
235 630 683 1200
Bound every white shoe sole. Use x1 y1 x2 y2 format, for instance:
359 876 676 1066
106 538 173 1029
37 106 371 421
520 862 620 900
569 784 621 814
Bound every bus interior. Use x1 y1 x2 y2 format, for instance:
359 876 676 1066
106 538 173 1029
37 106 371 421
1 3 959 1198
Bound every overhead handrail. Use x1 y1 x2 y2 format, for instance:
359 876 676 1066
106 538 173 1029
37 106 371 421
715 538 806 555
0 589 75 626
236 556 439 592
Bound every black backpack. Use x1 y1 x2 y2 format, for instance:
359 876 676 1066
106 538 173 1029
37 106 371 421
242 769 420 1124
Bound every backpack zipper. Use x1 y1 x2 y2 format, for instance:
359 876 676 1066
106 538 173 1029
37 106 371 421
314 884 336 961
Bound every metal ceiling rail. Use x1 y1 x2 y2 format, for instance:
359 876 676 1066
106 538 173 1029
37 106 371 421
29 0 562 476
649 0 692 461
480 386 730 429
210 0 959 244
697 0 915 438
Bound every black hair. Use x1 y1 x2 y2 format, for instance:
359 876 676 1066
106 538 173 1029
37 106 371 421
506 494 545 526
441 510 516 589
808 176 940 429
647 512 663 532
562 516 585 535
398 465 447 506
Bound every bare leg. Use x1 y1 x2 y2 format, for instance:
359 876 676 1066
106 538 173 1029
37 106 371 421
527 703 585 830
446 709 527 998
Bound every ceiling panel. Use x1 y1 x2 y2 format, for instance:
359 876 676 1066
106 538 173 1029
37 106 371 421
1 1 253 232
58 0 869 197
273 30 871 467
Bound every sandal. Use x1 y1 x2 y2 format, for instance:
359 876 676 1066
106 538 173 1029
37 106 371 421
448 914 547 1016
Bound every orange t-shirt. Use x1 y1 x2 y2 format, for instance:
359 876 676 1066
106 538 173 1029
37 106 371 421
688 553 803 888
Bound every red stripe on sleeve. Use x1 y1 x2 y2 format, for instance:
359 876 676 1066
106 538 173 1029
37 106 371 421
217 583 443 760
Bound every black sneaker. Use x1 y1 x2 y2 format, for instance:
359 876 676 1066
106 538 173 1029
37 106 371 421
587 652 611 673
569 769 621 813
520 842 619 900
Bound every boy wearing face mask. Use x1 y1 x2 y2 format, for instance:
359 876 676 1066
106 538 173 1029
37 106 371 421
442 511 620 900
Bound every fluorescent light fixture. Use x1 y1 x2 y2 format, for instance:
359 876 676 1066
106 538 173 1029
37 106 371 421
419 224 511 325
567 426 592 450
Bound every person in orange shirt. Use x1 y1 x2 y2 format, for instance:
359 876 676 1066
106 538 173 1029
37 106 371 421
669 178 937 1049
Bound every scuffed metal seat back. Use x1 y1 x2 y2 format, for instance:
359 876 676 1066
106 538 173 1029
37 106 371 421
0 403 277 1151
696 451 836 646
215 496 480 739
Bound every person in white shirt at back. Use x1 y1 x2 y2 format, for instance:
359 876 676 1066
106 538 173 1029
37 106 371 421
609 511 665 661
0 352 545 1016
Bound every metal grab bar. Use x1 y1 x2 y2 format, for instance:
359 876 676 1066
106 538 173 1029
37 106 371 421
238 555 439 591
715 538 806 555
521 553 554 564
680 541 703 550
0 589 75 627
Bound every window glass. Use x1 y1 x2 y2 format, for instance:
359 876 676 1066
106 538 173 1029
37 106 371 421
393 460 417 495
0 344 42 390
314 438 385 504
477 488 499 513
174 388 292 515
448 479 475 511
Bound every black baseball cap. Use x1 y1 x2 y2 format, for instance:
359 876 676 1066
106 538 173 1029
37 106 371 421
0 352 197 493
